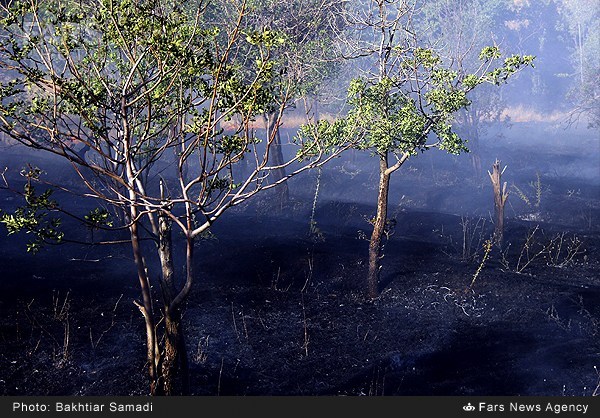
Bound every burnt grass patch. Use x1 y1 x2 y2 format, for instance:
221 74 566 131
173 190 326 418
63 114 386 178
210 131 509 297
1 136 599 396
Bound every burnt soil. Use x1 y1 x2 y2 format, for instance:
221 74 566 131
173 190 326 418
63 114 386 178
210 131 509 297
0 122 599 396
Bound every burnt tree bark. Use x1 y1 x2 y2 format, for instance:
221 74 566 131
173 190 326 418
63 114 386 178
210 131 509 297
488 159 508 247
161 301 189 395
123 99 160 395
129 209 159 395
157 181 189 395
367 155 391 299
365 150 410 300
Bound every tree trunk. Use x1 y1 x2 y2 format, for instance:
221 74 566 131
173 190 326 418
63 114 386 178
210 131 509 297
161 307 189 395
472 153 482 179
488 160 508 247
455 108 482 180
157 186 189 395
129 209 159 395
265 113 289 208
367 155 391 300
124 98 160 395
470 133 482 179
465 110 482 179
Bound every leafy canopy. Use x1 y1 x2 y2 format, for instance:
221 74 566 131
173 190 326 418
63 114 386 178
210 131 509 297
297 45 534 157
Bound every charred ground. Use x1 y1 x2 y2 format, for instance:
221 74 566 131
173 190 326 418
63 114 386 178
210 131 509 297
0 122 599 396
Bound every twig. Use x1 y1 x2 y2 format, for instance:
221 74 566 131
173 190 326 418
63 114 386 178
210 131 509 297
468 239 493 291
90 294 123 349
301 294 309 357
217 357 224 396
231 302 241 344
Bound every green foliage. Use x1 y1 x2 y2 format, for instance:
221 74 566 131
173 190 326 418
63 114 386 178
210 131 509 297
483 54 536 85
244 29 286 48
206 176 235 194
512 172 543 210
344 76 430 154
84 208 113 229
239 0 346 100
213 135 248 156
0 0 277 139
414 47 442 68
0 168 63 253
0 0 292 212
415 0 539 163
294 118 351 159
298 42 533 159
479 46 502 61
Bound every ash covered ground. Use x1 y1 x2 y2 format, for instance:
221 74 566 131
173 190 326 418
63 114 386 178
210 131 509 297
0 121 599 396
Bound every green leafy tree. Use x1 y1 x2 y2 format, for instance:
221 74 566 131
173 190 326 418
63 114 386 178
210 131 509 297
298 0 534 299
0 0 348 394
417 0 520 177
0 167 63 253
214 0 347 207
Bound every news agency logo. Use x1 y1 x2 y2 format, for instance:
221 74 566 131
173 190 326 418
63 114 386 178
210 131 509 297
463 403 476 412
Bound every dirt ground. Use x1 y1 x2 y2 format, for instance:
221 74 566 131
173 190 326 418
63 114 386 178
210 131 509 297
0 121 599 396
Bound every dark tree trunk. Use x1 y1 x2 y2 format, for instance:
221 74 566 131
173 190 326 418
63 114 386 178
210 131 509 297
124 101 160 395
469 122 482 179
129 208 159 395
157 187 189 395
367 155 391 299
161 307 189 395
